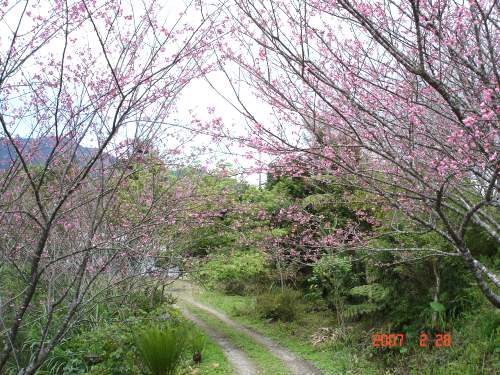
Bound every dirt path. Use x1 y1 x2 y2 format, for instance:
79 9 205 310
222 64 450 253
179 305 259 375
171 283 322 375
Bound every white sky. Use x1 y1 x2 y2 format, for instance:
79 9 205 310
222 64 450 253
0 0 269 184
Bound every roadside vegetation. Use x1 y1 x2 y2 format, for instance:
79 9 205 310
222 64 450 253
1 162 498 375
186 174 499 375
193 284 498 375
0 278 231 375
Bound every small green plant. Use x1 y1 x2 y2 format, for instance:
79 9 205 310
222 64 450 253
135 324 188 375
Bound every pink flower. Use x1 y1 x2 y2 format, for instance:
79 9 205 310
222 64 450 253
463 116 476 127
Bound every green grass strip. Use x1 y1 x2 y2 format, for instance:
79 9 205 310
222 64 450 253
183 302 290 375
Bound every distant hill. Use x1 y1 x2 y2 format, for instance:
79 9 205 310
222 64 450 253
0 137 100 170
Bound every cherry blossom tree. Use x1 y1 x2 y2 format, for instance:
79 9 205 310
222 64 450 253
0 0 220 372
216 0 499 307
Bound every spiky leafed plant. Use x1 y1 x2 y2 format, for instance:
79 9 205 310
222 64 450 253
136 325 187 375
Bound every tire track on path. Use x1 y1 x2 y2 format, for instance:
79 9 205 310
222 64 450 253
178 305 259 375
178 295 322 375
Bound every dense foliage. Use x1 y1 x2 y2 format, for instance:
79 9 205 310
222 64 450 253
193 172 499 373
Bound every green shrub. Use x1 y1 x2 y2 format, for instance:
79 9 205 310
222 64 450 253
308 255 357 324
135 324 188 375
40 316 147 375
255 288 302 322
38 307 190 375
199 251 267 294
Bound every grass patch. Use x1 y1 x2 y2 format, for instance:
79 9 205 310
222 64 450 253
183 302 290 375
192 286 499 375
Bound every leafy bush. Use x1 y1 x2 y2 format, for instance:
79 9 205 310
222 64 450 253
309 256 354 299
37 304 180 375
199 251 267 294
41 317 146 375
255 288 303 322
308 255 357 324
136 324 188 375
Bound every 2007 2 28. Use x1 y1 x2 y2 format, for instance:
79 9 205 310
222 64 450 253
371 333 452 348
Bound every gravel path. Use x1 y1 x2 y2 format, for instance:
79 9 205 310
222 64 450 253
171 282 322 375
179 305 259 375
182 298 322 375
